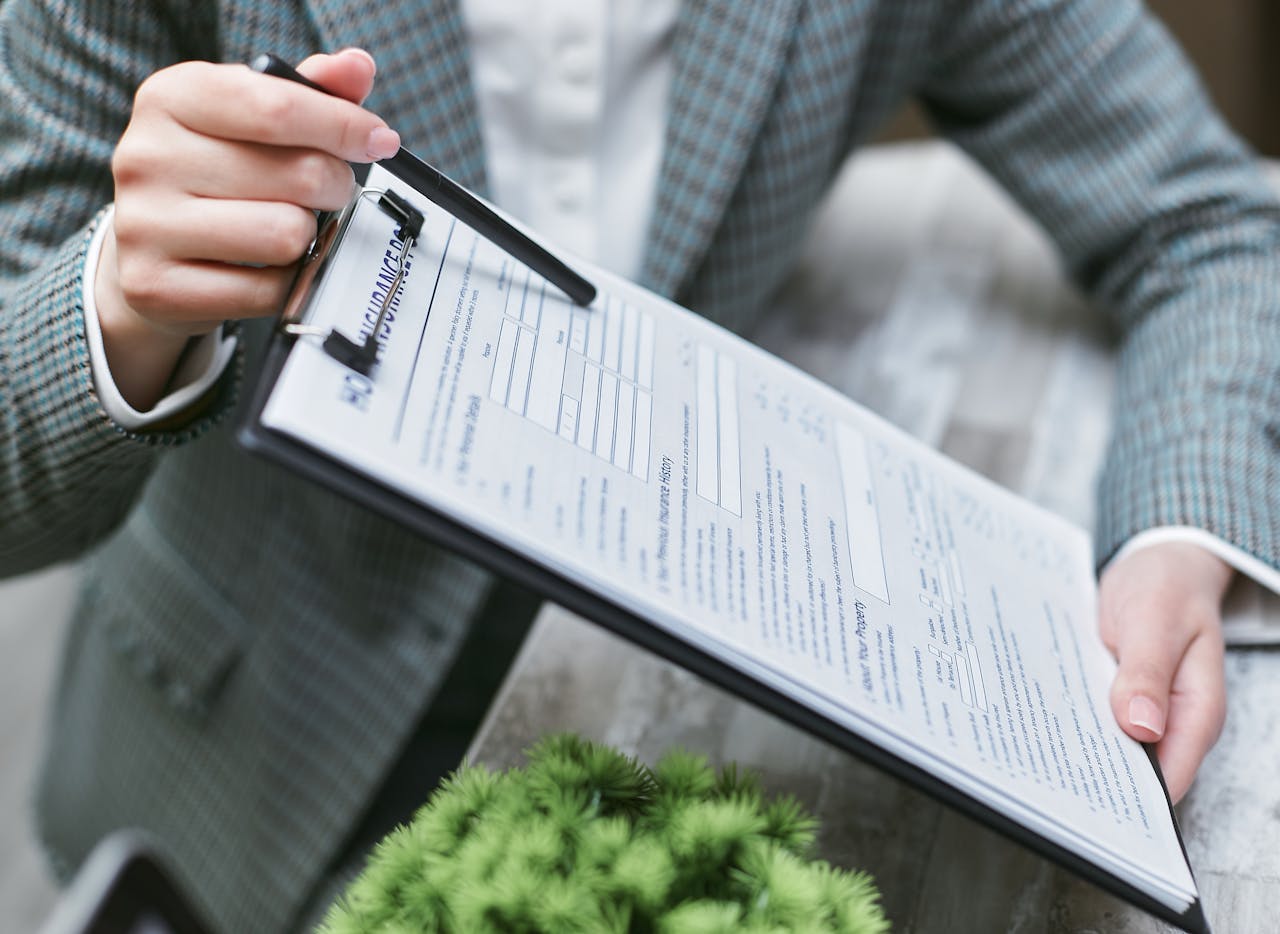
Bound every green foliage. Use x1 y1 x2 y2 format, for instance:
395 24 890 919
319 735 889 934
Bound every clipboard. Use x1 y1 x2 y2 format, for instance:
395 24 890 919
235 151 1208 934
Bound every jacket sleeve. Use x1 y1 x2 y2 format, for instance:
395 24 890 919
0 0 234 576
918 0 1280 571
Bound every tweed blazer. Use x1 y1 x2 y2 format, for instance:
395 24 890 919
2 0 1278 931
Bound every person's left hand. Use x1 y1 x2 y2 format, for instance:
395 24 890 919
1099 541 1234 803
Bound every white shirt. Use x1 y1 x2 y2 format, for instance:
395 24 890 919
80 1 1280 608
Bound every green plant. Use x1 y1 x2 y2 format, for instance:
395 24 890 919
320 734 890 933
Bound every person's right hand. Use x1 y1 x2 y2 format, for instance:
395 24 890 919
95 49 401 411
1100 541 1232 803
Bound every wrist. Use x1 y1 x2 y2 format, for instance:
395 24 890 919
94 224 198 411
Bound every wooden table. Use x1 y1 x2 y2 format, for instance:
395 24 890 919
468 143 1280 933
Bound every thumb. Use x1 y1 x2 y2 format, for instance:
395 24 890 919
296 48 379 105
1106 592 1184 745
1100 543 1231 801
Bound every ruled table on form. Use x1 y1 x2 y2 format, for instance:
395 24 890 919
489 269 655 481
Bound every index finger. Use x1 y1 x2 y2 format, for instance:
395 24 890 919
146 61 400 163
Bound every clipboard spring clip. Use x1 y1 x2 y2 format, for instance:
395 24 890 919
284 187 424 377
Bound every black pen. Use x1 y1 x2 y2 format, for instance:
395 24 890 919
249 53 598 307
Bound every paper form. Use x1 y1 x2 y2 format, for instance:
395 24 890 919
260 163 1197 912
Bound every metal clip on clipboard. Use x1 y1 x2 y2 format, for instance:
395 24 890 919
279 185 424 376
252 54 598 378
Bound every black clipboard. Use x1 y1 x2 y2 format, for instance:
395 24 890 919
235 153 1209 934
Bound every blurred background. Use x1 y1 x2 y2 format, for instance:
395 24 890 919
882 0 1280 157
1 1 1277 929
1151 0 1280 156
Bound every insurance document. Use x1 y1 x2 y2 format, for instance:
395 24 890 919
259 163 1198 921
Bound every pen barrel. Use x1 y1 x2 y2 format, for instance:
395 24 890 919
385 150 597 307
248 52 598 308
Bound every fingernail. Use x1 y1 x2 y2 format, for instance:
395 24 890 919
339 47 377 76
366 126 400 160
1129 696 1165 738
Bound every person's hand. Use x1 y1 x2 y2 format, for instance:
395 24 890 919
96 49 401 410
1099 541 1233 803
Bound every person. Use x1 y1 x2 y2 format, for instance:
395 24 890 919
1 0 1276 931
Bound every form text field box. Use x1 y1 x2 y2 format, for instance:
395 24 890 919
835 422 889 603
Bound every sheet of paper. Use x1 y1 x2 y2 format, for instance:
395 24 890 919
261 163 1196 909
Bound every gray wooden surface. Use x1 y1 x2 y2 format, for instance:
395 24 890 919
468 143 1280 933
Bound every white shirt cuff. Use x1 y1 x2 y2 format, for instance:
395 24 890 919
83 205 238 432
1113 526 1280 646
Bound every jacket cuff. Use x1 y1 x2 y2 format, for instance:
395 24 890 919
65 208 244 447
81 205 239 433
3 211 242 492
1110 526 1280 593
1094 413 1280 578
